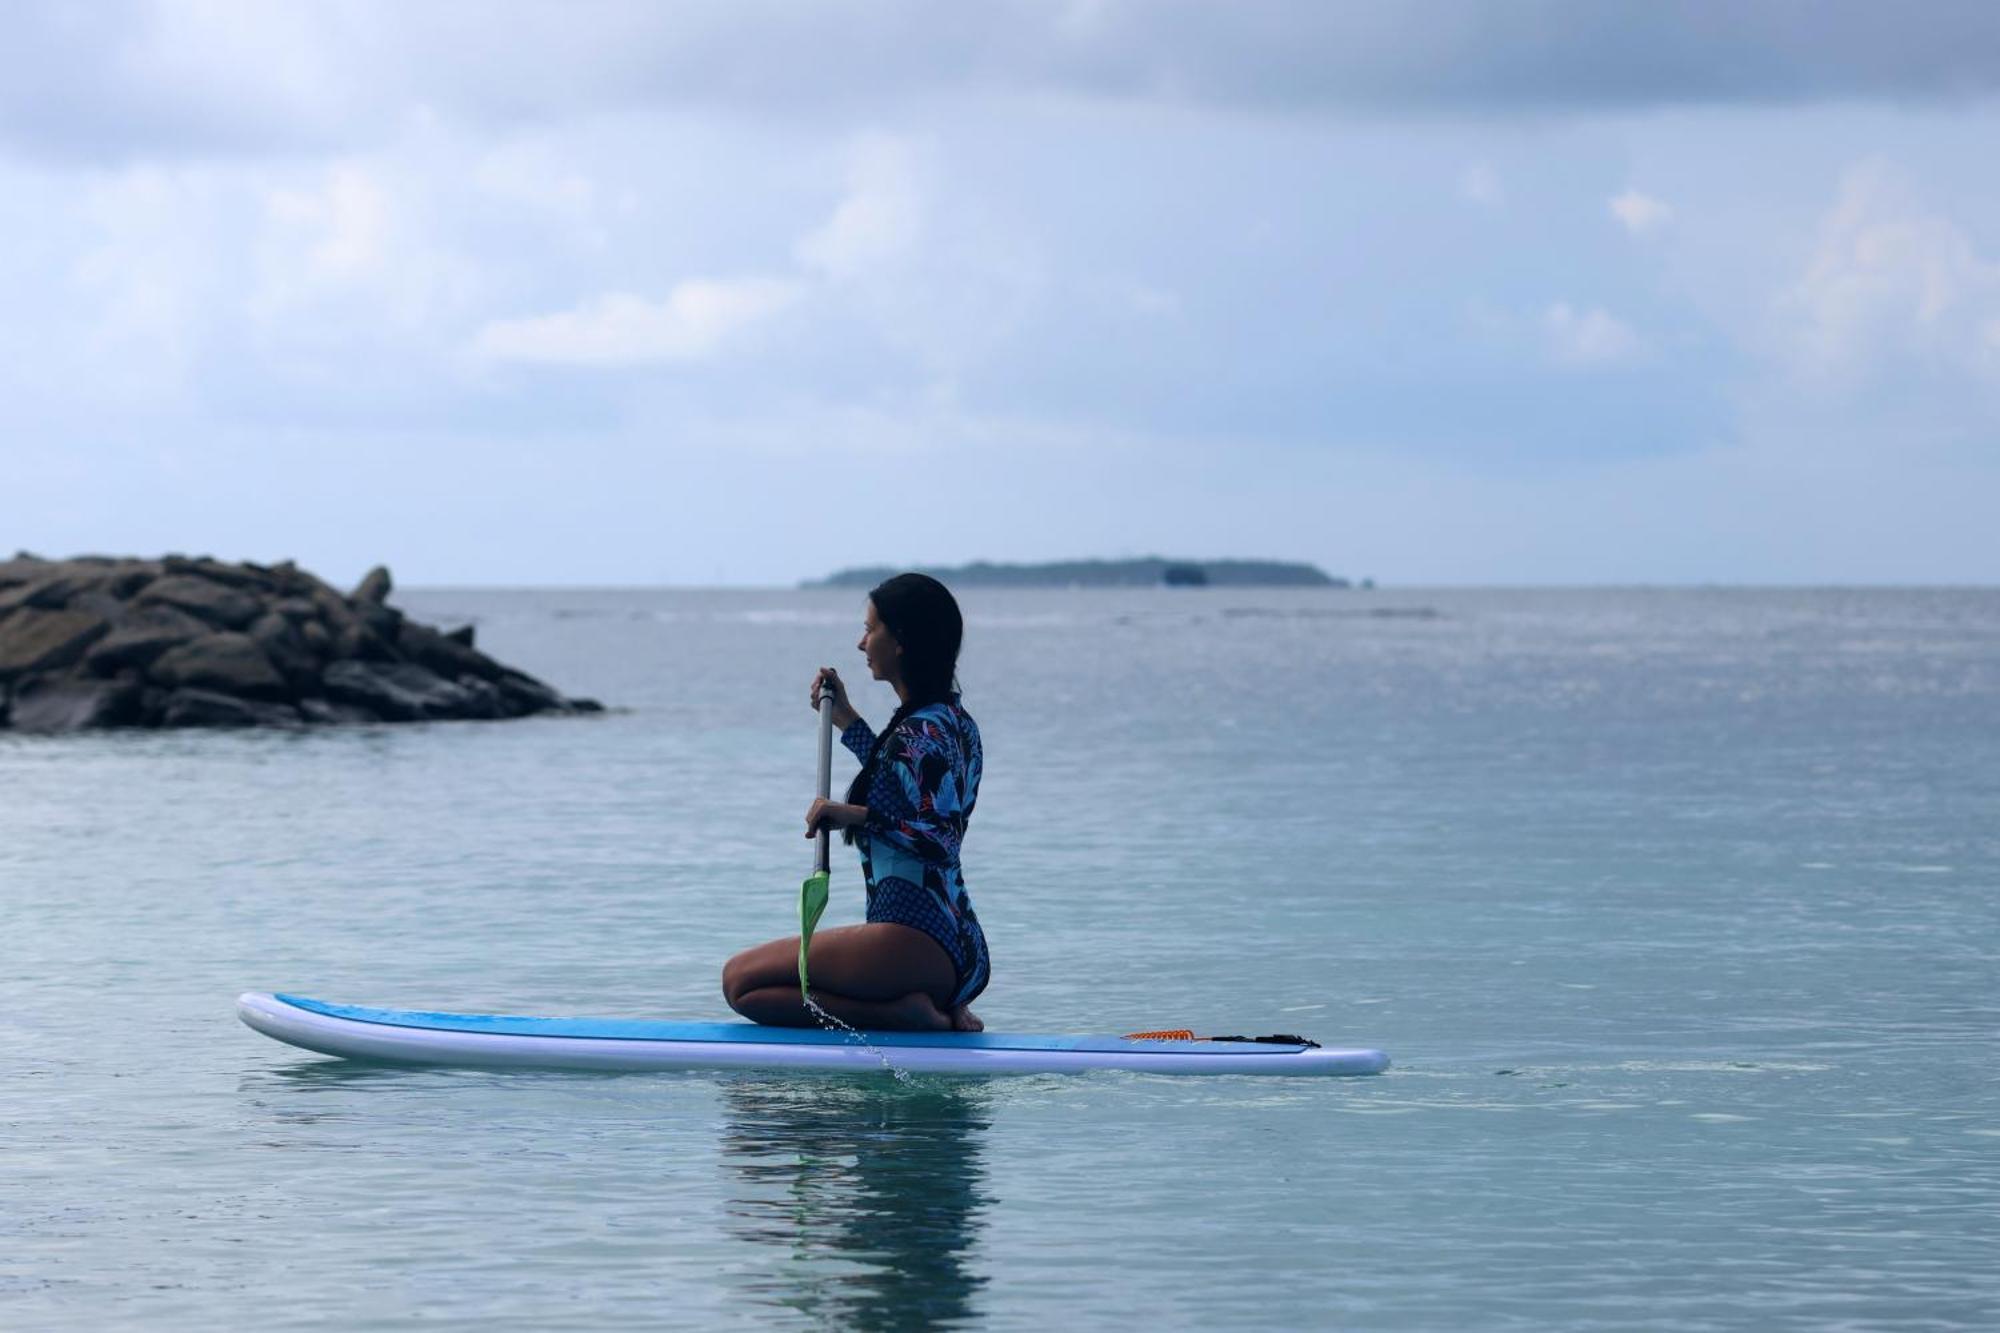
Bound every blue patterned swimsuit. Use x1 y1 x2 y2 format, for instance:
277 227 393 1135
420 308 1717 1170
843 698 990 1009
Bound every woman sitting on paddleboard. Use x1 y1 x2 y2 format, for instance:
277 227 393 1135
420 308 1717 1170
723 573 989 1033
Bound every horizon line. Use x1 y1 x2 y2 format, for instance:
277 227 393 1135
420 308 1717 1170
392 580 2000 593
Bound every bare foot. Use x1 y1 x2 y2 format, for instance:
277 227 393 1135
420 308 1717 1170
890 992 951 1031
949 1005 984 1032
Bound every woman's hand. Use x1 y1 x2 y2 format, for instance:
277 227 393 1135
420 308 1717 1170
810 667 859 731
805 798 868 838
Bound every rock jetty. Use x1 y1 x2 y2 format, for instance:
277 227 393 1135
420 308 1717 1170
0 554 602 733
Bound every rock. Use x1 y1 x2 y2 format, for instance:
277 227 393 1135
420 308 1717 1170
162 555 272 591
290 566 351 605
493 668 570 717
149 633 290 699
161 688 302 728
310 586 394 661
0 573 96 616
0 559 155 613
266 560 307 594
323 659 476 721
340 620 397 662
297 697 381 725
0 607 110 681
0 553 605 730
571 697 605 712
83 604 210 673
450 674 505 720
0 556 43 589
309 583 354 627
14 559 154 612
358 601 404 643
108 567 157 598
136 574 263 630
352 565 393 604
7 673 143 732
248 612 322 692
399 619 500 681
298 618 333 658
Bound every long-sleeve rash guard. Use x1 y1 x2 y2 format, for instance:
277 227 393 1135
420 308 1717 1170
840 698 981 901
840 698 989 1007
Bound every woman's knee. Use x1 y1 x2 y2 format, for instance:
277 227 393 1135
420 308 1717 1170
720 948 758 1006
722 936 800 1006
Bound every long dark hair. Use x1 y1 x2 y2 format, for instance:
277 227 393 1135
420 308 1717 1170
842 573 963 843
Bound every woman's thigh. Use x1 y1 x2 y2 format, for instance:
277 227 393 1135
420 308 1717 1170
724 923 956 1004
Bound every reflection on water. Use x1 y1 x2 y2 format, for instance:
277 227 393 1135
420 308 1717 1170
236 1057 416 1117
243 1058 414 1090
720 1077 993 1331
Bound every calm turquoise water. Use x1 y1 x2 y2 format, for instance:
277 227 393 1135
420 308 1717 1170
4 587 1997 1330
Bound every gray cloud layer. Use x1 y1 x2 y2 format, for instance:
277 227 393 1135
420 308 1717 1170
7 1 2000 163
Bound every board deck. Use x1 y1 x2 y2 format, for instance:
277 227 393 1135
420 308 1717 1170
237 992 1390 1077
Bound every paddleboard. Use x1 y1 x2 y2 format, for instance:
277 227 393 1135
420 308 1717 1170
237 992 1390 1077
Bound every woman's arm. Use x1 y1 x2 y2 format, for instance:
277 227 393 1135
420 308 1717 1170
805 798 868 837
860 721 967 865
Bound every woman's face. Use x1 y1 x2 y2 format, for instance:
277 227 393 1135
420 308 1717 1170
858 600 903 683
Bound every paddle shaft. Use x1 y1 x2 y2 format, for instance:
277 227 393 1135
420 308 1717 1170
814 693 834 874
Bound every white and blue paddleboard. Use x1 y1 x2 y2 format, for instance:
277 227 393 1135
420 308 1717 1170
237 992 1389 1077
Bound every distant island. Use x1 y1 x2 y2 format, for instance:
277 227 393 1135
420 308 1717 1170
804 558 1351 589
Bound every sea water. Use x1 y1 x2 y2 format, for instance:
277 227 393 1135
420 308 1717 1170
3 587 1996 1330
800 994 916 1084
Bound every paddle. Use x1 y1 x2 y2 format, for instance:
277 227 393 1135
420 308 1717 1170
798 689 835 996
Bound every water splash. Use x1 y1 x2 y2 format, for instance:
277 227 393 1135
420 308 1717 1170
802 992 914 1085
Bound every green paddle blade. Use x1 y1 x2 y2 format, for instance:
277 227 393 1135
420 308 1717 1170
798 869 830 995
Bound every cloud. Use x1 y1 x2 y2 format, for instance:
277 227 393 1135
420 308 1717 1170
1470 299 1646 372
794 136 925 280
7 16 1999 587
1543 303 1642 367
265 165 389 284
1123 281 1180 317
243 155 484 346
9 2 2000 163
1460 163 1504 209
1608 189 1672 235
474 140 604 235
1779 159 2000 383
69 164 230 395
472 278 800 366
0 2 366 162
470 132 928 371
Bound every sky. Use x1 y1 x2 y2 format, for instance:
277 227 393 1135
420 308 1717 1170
2 1 1998 587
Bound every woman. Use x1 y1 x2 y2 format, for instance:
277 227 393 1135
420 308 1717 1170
722 573 989 1033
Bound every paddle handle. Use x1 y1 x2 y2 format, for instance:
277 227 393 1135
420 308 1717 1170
814 693 834 874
